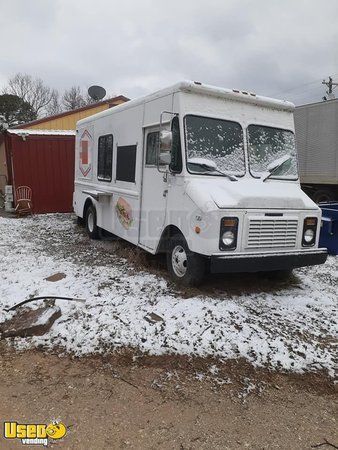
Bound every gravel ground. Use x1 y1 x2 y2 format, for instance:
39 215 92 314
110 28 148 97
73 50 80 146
0 344 336 450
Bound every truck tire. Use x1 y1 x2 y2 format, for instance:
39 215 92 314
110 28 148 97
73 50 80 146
167 234 206 286
312 189 335 204
85 204 100 240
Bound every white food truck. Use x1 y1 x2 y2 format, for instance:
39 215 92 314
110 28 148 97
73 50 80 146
73 81 327 285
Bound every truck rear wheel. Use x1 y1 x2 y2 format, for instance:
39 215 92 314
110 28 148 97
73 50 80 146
167 234 206 286
85 204 100 240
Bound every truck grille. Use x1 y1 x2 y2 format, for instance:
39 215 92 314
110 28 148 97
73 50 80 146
247 218 298 249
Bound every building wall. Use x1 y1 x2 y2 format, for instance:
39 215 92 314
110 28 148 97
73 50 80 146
27 99 126 131
9 134 76 213
0 141 8 193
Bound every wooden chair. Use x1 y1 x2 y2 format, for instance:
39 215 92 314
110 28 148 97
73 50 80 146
15 186 33 216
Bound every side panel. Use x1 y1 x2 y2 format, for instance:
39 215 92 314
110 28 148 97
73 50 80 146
74 104 144 246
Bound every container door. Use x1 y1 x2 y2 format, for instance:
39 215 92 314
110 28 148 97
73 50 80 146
139 127 167 251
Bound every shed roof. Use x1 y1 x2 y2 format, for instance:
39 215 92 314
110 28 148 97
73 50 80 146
12 95 129 129
8 129 76 136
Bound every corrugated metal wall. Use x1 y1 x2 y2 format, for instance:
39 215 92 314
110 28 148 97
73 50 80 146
0 141 8 192
295 99 338 184
8 134 75 213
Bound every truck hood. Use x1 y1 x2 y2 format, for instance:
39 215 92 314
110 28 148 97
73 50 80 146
185 178 318 212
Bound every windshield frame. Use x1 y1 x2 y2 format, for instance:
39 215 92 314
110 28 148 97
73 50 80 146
246 123 299 181
183 114 246 178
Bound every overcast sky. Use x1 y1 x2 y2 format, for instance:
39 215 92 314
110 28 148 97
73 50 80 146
0 0 337 105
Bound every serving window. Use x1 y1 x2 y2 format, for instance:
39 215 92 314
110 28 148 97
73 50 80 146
116 145 137 183
97 134 113 181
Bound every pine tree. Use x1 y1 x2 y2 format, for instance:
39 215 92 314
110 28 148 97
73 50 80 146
0 94 37 130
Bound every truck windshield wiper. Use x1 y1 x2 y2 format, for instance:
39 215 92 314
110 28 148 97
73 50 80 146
210 166 238 181
262 154 292 182
189 162 238 181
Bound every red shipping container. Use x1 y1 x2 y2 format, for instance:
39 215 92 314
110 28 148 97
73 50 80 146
5 131 76 214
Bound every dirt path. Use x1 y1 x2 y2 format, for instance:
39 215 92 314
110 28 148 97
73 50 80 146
0 345 336 450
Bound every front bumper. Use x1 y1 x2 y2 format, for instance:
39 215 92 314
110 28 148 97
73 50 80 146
209 248 328 274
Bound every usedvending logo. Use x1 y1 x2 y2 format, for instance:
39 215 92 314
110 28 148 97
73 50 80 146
4 420 67 446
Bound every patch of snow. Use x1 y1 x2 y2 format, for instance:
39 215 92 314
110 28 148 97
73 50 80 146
33 307 60 326
0 214 336 377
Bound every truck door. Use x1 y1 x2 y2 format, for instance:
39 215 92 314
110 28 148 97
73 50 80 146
139 127 168 251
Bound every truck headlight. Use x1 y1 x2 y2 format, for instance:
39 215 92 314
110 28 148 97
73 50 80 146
222 230 235 246
219 217 238 250
302 217 317 247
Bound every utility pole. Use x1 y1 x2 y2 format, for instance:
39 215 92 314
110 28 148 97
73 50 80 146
322 76 338 100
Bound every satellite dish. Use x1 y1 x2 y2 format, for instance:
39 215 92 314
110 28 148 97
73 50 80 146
88 85 106 101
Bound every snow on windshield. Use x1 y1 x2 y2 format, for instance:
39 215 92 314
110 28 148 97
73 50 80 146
248 125 298 179
185 115 245 176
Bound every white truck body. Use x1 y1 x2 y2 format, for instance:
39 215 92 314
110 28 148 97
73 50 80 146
73 81 327 283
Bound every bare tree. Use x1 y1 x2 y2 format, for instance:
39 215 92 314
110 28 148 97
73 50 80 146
85 92 96 104
3 73 54 117
62 86 86 111
45 90 62 116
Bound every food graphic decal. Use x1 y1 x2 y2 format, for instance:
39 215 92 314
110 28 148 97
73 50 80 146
116 197 133 229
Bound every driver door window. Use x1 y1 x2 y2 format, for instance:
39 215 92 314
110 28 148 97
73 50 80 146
145 132 159 166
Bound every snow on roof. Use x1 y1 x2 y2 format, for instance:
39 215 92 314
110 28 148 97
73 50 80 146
8 129 76 136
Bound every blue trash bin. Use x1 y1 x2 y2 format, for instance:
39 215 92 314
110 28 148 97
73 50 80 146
319 202 338 255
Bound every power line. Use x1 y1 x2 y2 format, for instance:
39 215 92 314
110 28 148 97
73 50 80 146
270 79 320 97
270 73 338 97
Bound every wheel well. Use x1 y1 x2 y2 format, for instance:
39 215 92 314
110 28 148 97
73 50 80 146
157 225 183 254
83 198 93 219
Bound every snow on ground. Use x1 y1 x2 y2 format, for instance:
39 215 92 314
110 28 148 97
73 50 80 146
0 214 337 376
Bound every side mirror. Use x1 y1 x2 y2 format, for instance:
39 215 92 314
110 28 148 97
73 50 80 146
158 111 178 173
159 152 171 165
159 130 172 152
158 130 172 168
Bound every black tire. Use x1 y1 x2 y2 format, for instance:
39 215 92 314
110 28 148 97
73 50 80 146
167 234 206 286
312 189 335 204
85 204 100 239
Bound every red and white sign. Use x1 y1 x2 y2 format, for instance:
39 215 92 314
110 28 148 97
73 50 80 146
79 129 93 177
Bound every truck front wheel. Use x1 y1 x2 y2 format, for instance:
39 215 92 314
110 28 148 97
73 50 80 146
167 234 206 286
